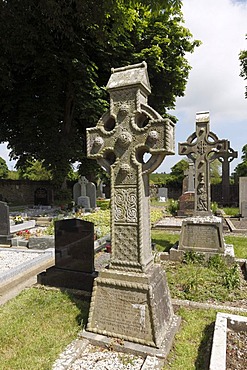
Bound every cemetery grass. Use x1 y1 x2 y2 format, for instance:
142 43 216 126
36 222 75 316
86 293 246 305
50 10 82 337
151 230 247 258
0 287 89 370
163 307 247 370
151 231 247 303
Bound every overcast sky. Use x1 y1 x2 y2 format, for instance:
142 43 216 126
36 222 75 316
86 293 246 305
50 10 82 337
1 0 247 174
157 0 247 173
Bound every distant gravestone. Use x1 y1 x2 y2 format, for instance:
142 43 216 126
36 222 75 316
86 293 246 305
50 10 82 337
158 187 167 202
38 218 96 291
0 201 12 245
86 182 96 208
77 195 91 209
178 160 195 217
86 62 180 349
96 181 105 198
177 112 230 256
72 182 81 204
218 146 237 206
73 176 96 209
239 177 247 217
34 188 48 205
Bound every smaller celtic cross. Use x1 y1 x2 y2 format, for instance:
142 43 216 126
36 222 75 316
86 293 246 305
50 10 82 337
218 146 238 205
179 112 229 216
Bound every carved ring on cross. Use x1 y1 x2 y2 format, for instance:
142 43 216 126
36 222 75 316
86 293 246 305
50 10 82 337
89 106 173 175
183 131 228 163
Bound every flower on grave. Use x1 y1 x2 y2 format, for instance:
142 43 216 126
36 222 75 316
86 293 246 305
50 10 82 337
14 215 24 224
16 229 31 239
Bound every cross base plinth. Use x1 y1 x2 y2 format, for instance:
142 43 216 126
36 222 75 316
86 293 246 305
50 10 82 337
178 215 226 254
86 265 178 348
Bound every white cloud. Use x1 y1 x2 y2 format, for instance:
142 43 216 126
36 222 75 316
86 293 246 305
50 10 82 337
157 0 247 174
0 143 16 170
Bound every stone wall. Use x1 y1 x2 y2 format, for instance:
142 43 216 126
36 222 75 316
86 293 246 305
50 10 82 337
211 184 239 207
0 179 54 205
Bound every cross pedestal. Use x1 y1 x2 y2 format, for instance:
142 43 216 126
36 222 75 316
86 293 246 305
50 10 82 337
85 62 180 349
174 112 233 258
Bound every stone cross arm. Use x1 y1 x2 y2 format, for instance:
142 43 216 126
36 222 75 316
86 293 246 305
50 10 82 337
87 106 175 175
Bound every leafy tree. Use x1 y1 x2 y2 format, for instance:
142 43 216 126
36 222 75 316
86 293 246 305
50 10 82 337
18 160 52 181
150 173 167 186
0 0 200 190
0 157 8 179
233 144 247 178
210 159 222 185
240 35 247 98
165 159 188 187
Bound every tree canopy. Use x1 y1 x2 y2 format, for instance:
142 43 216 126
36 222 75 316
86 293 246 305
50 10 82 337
0 157 8 179
240 34 247 99
0 0 200 190
233 144 247 178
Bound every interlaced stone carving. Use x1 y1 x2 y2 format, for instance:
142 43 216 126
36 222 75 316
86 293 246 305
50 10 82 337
179 112 229 216
87 61 175 271
86 62 179 349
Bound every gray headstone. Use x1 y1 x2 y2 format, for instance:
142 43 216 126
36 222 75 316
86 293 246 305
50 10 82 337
158 187 168 200
0 201 11 245
77 195 91 209
73 182 81 204
96 182 105 198
86 182 96 208
239 177 247 217
241 201 247 218
79 176 88 196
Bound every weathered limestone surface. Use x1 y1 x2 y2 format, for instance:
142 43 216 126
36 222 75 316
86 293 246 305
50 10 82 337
86 62 179 348
178 112 230 256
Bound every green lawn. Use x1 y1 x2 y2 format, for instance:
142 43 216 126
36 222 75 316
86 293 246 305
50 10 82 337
0 229 246 369
152 230 247 259
0 287 89 370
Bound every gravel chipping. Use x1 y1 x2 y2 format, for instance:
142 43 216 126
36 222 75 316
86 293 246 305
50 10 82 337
52 341 145 370
226 329 247 370
0 250 42 273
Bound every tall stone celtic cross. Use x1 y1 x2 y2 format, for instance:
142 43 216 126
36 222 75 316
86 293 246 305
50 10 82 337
87 62 175 272
178 112 229 216
218 145 238 205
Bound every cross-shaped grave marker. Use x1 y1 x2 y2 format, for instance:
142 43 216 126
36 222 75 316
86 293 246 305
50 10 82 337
85 62 180 349
178 111 229 216
173 111 234 257
87 62 174 272
218 146 238 205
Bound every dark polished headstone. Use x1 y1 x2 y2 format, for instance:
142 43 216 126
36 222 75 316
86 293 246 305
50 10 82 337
55 218 94 272
38 218 96 291
0 201 12 245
